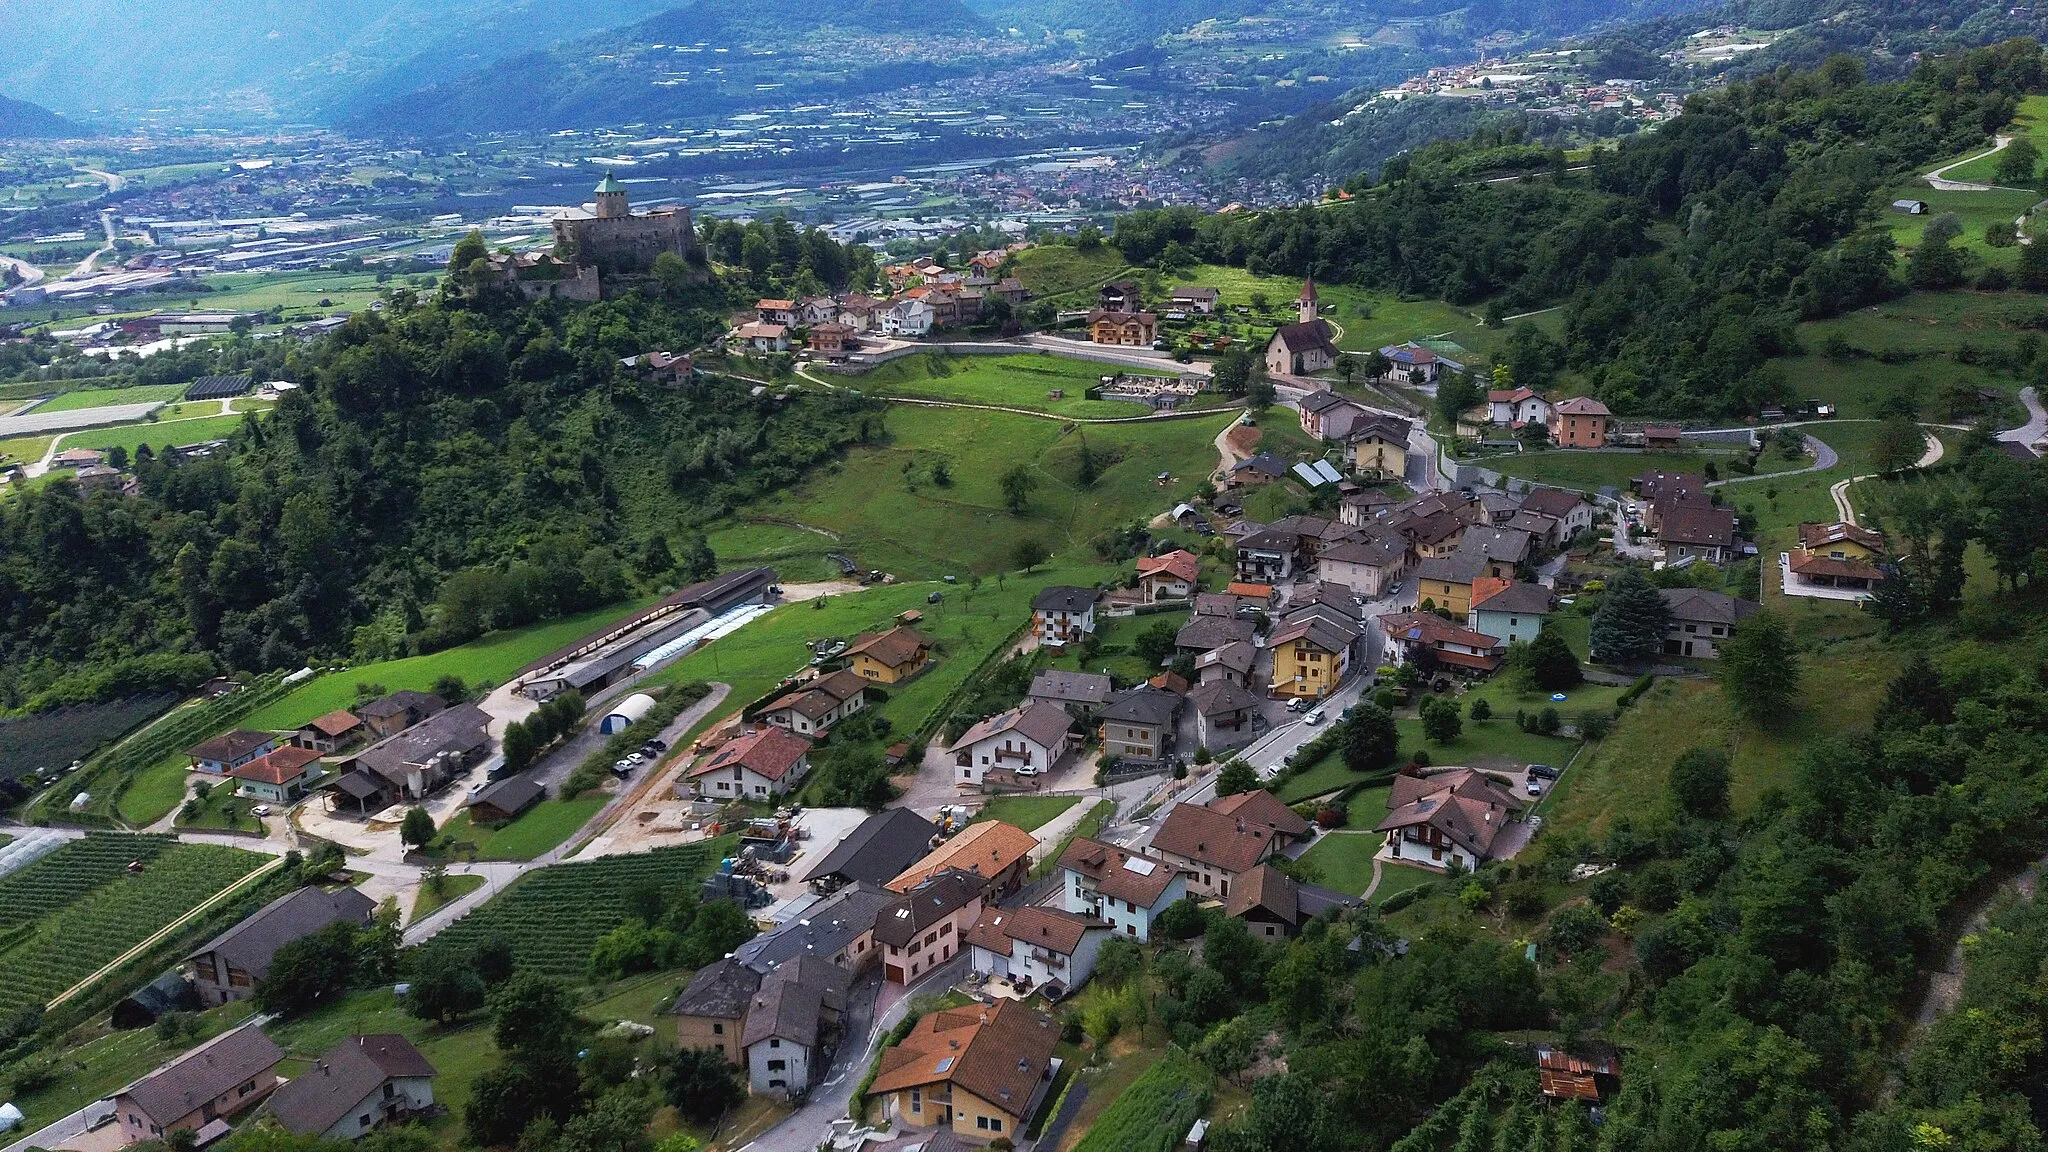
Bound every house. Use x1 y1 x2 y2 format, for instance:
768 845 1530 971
1098 281 1142 311
1635 470 1709 527
1416 551 1490 617
671 959 763 1064
760 668 870 736
965 905 1113 995
188 730 278 776
838 295 885 331
1187 680 1260 750
1318 535 1408 598
803 808 943 892
1298 390 1364 440
622 350 695 385
1148 801 1282 899
1210 787 1311 845
1375 768 1524 871
1025 669 1115 719
1135 549 1200 602
756 298 798 324
883 298 935 337
1378 342 1457 385
875 869 987 986
1538 1047 1623 1103
1097 686 1183 762
1229 453 1288 486
52 447 105 470
1224 863 1363 940
1486 388 1551 428
1057 838 1185 941
228 746 324 804
1376 611 1504 676
687 726 813 800
464 776 544 825
1642 424 1683 450
1267 616 1354 699
1175 614 1256 657
356 690 445 739
741 957 849 1098
867 1000 1059 1140
797 296 839 325
1658 503 1739 563
1790 521 1888 592
187 887 377 1007
1393 509 1468 559
949 704 1072 786
1659 588 1760 659
734 882 895 977
1468 581 1552 646
338 703 490 803
112 1025 283 1145
1031 586 1100 645
1194 640 1258 689
1456 525 1533 580
1548 397 1612 448
1340 487 1398 526
993 277 1029 307
110 971 199 1031
1474 490 1521 525
1518 487 1595 542
1087 309 1158 346
294 710 363 754
888 820 1037 898
1349 414 1412 480
267 1036 436 1140
1233 529 1296 583
845 626 935 683
808 323 856 356
737 321 790 352
1170 286 1220 313
1225 581 1276 604
1266 320 1338 376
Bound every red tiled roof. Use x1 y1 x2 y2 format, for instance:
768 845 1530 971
1137 550 1200 584
229 745 323 785
688 726 812 782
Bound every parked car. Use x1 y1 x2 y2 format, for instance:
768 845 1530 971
1526 778 1545 797
1528 763 1559 780
613 759 635 772
250 804 272 817
1286 697 1311 713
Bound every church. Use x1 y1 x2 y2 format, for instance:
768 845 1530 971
551 173 696 275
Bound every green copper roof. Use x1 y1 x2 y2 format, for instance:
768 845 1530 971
594 172 625 194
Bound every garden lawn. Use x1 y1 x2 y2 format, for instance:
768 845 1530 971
742 404 1229 577
1296 830 1382 896
57 413 250 457
237 598 659 732
1488 447 1756 492
173 780 269 831
32 383 189 412
853 353 1153 418
645 568 1112 744
1041 608 1190 684
970 794 1079 832
4 1001 256 1133
1371 859 1441 904
0 435 52 466
267 987 492 1144
440 795 608 862
410 872 486 921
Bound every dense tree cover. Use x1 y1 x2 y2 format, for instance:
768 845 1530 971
0 278 884 710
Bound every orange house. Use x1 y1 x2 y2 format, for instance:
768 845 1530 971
1549 397 1612 448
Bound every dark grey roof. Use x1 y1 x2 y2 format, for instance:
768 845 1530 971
187 730 274 763
267 1035 436 1136
1456 526 1532 565
115 971 197 1023
802 808 942 886
672 957 762 1019
1417 552 1490 584
188 887 376 981
1298 390 1354 415
1234 454 1286 477
1187 680 1259 717
356 690 444 720
1027 669 1114 706
741 969 824 1049
1472 582 1552 615
1519 488 1585 518
1031 586 1099 614
119 1024 284 1127
1099 686 1182 727
734 882 894 975
1175 615 1256 652
1659 587 1760 625
333 771 386 800
466 775 544 817
1321 535 1406 568
873 869 985 948
352 703 490 787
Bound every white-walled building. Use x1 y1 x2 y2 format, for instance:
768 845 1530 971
1055 838 1186 941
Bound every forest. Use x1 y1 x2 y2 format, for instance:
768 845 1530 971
0 218 882 712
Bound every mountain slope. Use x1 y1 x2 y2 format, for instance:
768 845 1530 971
0 94 77 138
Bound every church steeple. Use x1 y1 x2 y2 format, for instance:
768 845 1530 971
1297 277 1319 324
593 171 629 219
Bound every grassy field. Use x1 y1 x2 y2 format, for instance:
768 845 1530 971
411 872 487 921
57 412 250 456
1177 263 1516 362
1041 608 1191 684
237 598 659 733
645 566 1111 744
1786 291 2037 420
0 434 52 466
1879 185 2039 269
1297 830 1382 895
3 1000 257 1133
439 795 609 862
190 270 387 316
741 403 1227 578
852 353 1155 418
1009 245 1132 304
1487 447 1756 492
32 383 189 412
703 521 846 584
970 794 1079 832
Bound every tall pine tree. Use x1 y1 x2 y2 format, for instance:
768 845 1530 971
1589 568 1674 665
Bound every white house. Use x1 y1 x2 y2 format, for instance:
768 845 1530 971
1467 582 1551 647
1055 838 1186 941
685 726 813 799
1030 586 1099 646
758 669 870 736
1486 388 1552 428
1375 769 1523 872
948 704 1072 785
735 321 789 352
882 298 934 337
964 905 1112 995
1316 535 1407 598
266 1035 436 1141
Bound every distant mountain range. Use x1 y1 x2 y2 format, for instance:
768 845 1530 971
0 94 76 138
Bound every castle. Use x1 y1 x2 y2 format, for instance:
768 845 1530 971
552 173 695 275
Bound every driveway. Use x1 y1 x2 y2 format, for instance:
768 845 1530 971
2001 386 2047 446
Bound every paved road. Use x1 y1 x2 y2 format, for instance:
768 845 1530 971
1707 434 1837 488
2000 386 2046 446
1924 135 2018 191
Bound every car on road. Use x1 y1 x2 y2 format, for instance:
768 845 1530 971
1305 709 1326 726
1528 763 1559 780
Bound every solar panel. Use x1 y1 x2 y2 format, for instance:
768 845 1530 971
1122 857 1157 876
1313 459 1343 484
1291 462 1326 487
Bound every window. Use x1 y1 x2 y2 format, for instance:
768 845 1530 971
940 923 952 936
713 1023 724 1035
978 1117 991 1131
911 1089 922 1112
383 1084 395 1100
990 1119 1003 1132
360 1117 372 1130
768 1060 786 1072
770 1039 781 1049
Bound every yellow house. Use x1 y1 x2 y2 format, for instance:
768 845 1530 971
1797 521 1884 562
844 626 934 684
1349 414 1411 480
869 1000 1059 1141
1267 618 1353 699
1416 554 1487 617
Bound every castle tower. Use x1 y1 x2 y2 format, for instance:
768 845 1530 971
593 171 629 220
1297 277 1319 325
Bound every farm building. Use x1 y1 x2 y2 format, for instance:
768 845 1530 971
602 693 657 734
